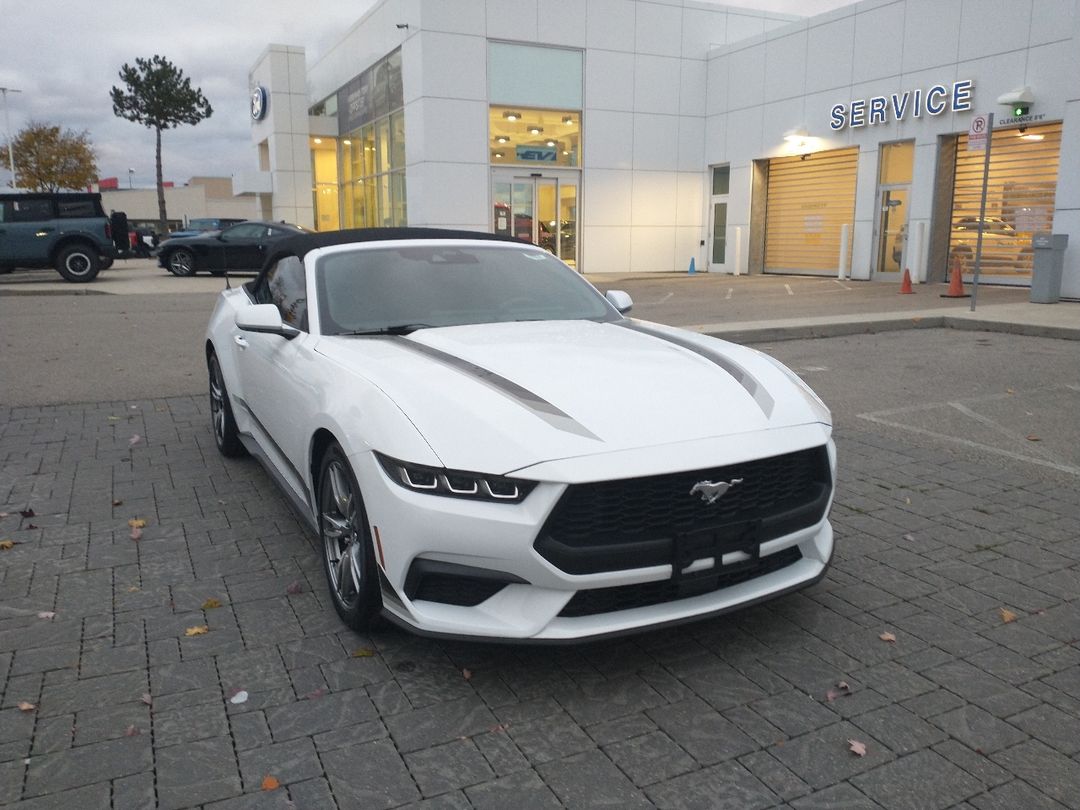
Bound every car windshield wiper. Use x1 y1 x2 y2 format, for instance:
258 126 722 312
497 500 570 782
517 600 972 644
337 324 434 336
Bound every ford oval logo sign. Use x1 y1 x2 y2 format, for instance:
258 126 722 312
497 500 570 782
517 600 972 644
251 86 268 121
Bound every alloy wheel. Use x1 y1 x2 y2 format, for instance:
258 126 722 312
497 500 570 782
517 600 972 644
321 461 363 608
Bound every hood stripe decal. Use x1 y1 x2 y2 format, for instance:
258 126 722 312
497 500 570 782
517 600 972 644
616 321 775 417
393 338 601 441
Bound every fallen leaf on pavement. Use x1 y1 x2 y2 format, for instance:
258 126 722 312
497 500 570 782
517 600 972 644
0 512 7 518
130 526 142 541
201 598 222 610
285 581 303 595
37 611 56 620
879 632 897 643
17 701 35 712
0 540 15 551
19 509 35 518
112 499 123 507
261 775 280 791
999 607 1018 623
230 690 249 705
124 725 141 737
1006 388 1015 394
128 586 140 593
129 434 142 446
108 416 121 421
848 739 867 757
128 518 146 529
1026 435 1040 442
462 668 473 680
825 681 852 702
140 693 152 706
25 524 38 530
351 648 375 658
307 688 326 699
184 625 209 637
902 534 915 542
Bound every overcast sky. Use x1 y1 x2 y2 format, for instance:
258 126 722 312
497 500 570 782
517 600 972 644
0 0 853 190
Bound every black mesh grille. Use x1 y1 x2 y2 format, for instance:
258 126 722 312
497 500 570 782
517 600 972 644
411 574 507 606
536 445 830 574
558 546 803 617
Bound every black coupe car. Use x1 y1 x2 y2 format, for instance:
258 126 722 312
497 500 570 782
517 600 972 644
157 221 311 276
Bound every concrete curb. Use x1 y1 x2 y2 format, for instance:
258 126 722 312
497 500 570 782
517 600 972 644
700 314 1080 343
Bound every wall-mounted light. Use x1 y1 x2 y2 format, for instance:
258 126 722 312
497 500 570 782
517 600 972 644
783 126 809 143
395 23 409 29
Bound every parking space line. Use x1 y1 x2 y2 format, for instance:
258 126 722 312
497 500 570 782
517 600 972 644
833 279 852 290
857 386 1080 476
784 284 794 296
726 288 733 300
947 401 1059 461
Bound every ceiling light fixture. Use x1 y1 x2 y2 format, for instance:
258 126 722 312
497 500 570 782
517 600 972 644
562 116 574 125
496 136 509 144
545 139 556 147
342 139 352 145
313 137 323 144
503 111 521 121
493 151 504 159
528 126 543 135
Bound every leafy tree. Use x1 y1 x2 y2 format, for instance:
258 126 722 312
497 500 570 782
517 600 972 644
110 55 213 232
4 121 98 191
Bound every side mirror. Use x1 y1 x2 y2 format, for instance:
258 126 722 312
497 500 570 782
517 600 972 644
235 304 299 339
605 289 633 314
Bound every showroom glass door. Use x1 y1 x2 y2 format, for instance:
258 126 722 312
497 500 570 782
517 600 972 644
492 172 578 270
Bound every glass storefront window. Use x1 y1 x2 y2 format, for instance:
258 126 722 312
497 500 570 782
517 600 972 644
489 106 580 168
311 137 340 231
376 117 391 175
390 111 406 170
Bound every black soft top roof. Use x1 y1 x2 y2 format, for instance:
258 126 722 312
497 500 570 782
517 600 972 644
256 227 526 284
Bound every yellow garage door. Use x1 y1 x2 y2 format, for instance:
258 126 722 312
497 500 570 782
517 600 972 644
765 148 858 275
951 121 1061 283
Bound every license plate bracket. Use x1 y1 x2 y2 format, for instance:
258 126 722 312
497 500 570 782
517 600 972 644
672 520 762 581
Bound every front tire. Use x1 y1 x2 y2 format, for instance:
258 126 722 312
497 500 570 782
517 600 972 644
167 247 198 276
208 351 245 457
317 444 382 631
55 243 101 282
99 257 114 270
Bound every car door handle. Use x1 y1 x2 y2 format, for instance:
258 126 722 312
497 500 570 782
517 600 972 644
234 335 249 349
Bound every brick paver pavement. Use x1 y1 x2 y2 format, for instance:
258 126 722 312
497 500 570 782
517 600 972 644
1 396 1078 808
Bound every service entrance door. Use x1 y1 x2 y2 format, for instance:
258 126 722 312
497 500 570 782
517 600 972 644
492 170 579 270
874 187 909 277
872 141 914 279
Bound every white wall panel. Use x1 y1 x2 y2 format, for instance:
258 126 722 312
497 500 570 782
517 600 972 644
958 0 1034 61
631 171 678 226
675 172 705 227
486 0 539 42
634 55 682 115
764 31 807 103
587 0 637 51
680 60 707 116
417 32 486 100
580 168 633 226
538 0 588 47
852 3 904 84
419 0 486 35
681 7 727 58
727 46 766 111
901 0 962 73
586 50 636 111
630 226 677 271
677 116 706 172
583 226 632 272
635 1 683 57
583 110 635 169
414 98 488 164
633 113 679 170
805 16 855 94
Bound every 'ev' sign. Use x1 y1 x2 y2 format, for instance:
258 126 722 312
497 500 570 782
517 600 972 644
830 80 973 131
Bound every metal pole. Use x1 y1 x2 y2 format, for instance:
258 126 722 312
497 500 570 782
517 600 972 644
838 223 850 280
971 112 994 311
1 87 22 190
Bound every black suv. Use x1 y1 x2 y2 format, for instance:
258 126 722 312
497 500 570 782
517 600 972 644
0 192 118 282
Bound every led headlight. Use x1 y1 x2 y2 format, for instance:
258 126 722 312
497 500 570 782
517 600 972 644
375 453 536 503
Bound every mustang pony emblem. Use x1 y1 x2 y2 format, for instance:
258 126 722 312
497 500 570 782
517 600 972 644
689 478 743 504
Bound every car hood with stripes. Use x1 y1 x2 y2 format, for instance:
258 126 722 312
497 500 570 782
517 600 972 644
315 318 830 477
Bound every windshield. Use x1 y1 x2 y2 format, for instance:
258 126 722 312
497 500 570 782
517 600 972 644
315 244 617 336
188 219 218 229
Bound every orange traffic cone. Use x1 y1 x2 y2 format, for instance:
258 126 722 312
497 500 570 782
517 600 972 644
899 267 914 294
940 255 969 298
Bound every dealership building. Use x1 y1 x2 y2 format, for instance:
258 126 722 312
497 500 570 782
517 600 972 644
240 0 1080 296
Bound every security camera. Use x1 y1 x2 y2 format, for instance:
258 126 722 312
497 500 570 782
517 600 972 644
997 86 1034 116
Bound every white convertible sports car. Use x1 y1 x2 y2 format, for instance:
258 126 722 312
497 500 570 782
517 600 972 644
205 228 835 642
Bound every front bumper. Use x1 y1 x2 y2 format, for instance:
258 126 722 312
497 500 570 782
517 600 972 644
352 425 836 642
